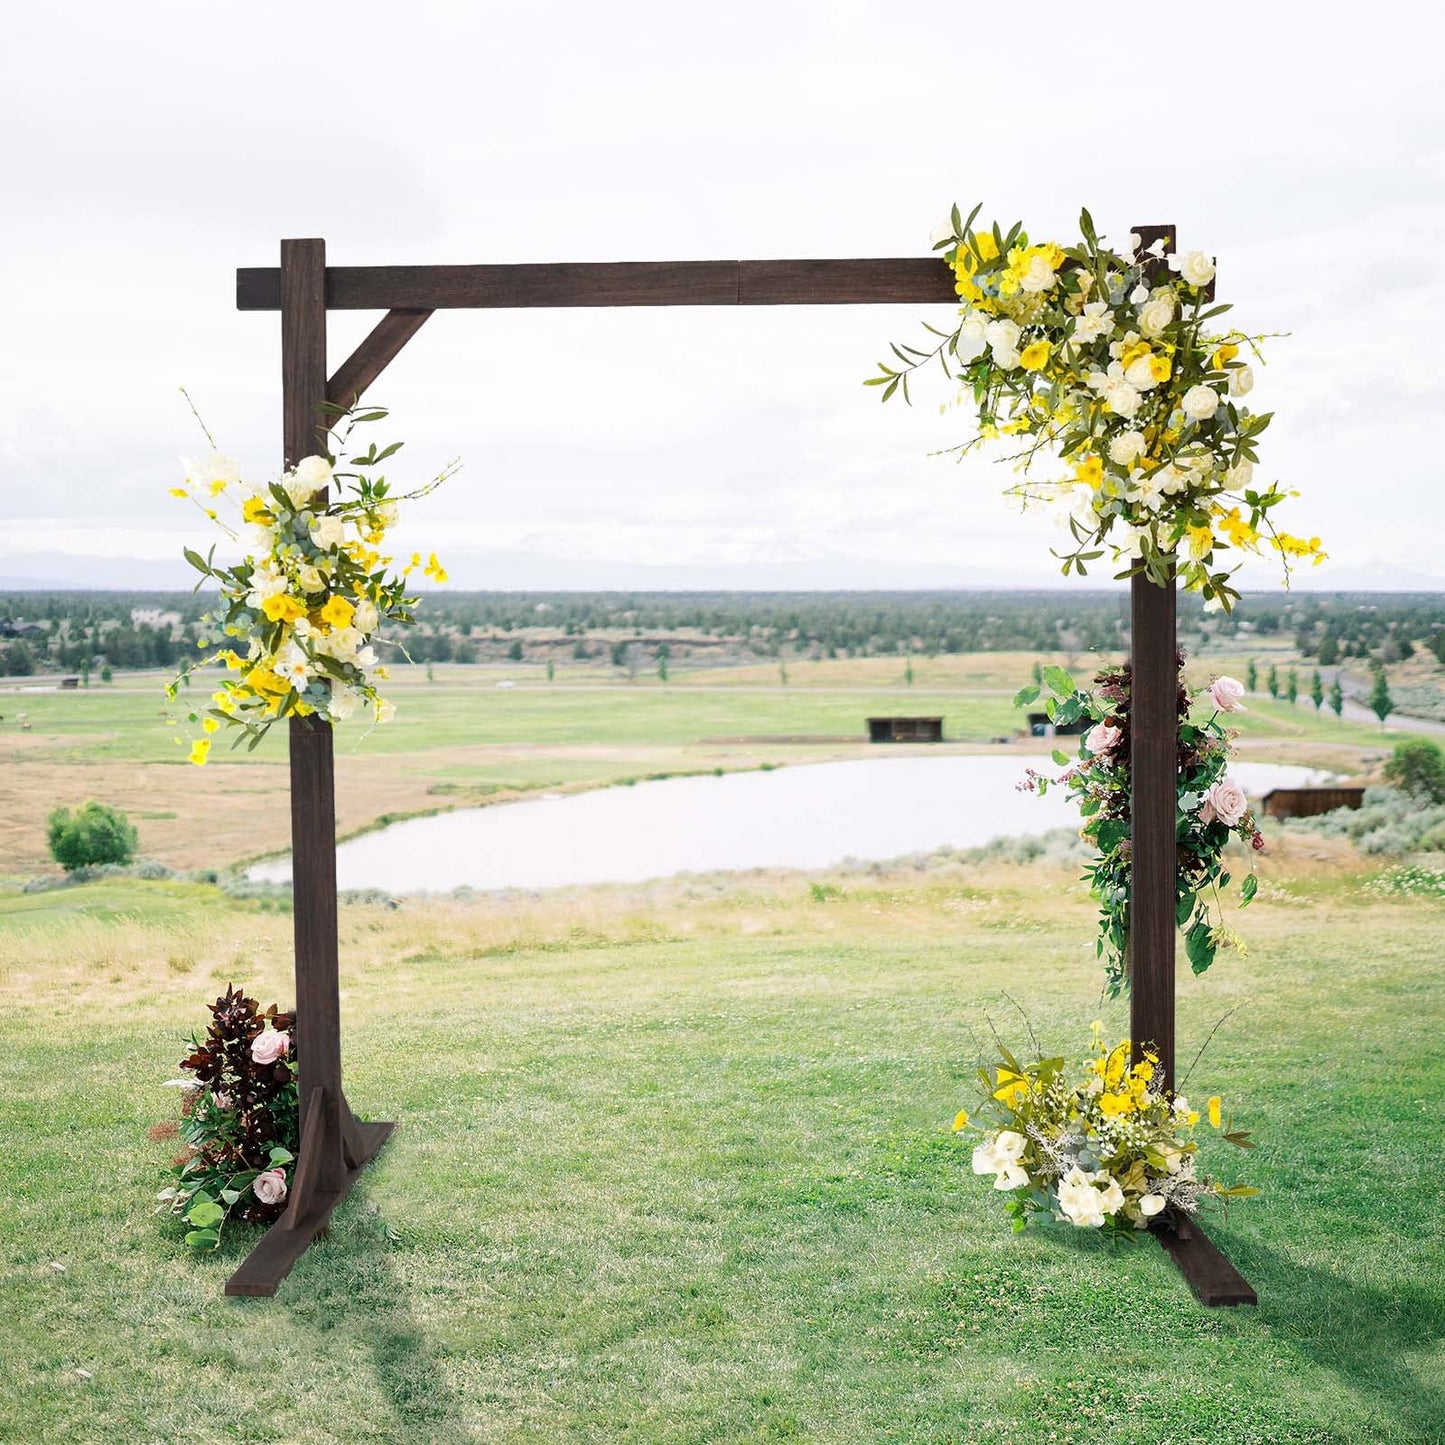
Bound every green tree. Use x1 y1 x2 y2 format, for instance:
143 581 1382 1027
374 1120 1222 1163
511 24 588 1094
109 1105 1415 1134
1266 663 1279 699
1031 659 1043 686
778 660 789 687
46 801 138 872
507 640 523 662
1286 668 1298 706
1329 678 1344 719
904 659 914 687
1245 658 1258 693
1317 633 1340 667
1368 665 1393 728
100 664 113 683
1383 741 1445 804
656 644 669 684
1310 669 1324 712
3 640 36 676
546 658 555 683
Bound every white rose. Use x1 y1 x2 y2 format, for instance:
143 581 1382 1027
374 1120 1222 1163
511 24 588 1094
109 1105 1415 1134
376 502 399 530
1137 295 1175 338
294 455 333 488
1019 253 1058 294
1226 459 1254 489
1182 384 1220 422
296 564 323 594
375 698 396 724
1123 356 1160 392
352 600 379 634
1229 364 1254 397
1139 1193 1167 1218
327 686 358 721
1056 1166 1106 1228
1108 430 1147 466
991 346 1021 370
311 514 345 550
985 318 1020 351
972 1140 1004 1176
1128 284 1149 305
1103 379 1142 418
955 311 989 363
1170 250 1216 287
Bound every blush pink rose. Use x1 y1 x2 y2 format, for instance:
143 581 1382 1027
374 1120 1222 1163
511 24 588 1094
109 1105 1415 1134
1200 778 1248 827
252 1168 288 1206
1208 676 1246 712
1086 722 1123 755
251 1029 290 1066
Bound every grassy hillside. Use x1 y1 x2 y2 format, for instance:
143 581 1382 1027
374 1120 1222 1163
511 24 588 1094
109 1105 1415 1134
1 853 1441 1443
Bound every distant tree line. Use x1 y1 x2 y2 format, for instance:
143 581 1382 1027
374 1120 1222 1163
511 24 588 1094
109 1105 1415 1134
3 588 1443 676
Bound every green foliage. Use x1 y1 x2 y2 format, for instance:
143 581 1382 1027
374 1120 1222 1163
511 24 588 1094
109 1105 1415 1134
1266 663 1279 698
1245 658 1257 692
1369 665 1394 726
1330 678 1345 718
1285 668 1298 705
45 800 138 871
1383 740 1445 804
2 639 35 675
1310 668 1324 711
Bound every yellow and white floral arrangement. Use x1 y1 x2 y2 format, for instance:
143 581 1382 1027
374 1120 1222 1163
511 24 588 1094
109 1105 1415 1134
167 405 455 762
871 206 1323 611
955 1028 1256 1236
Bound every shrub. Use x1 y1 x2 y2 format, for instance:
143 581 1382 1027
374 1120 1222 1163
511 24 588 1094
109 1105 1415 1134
1383 741 1445 804
45 800 137 871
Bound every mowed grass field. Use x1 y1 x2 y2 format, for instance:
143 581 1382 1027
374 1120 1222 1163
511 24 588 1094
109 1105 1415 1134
1 847 1443 1444
0 652 1420 876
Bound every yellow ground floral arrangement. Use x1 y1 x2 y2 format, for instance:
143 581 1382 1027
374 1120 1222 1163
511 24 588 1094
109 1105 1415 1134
956 1025 1256 1236
871 206 1324 611
167 405 456 762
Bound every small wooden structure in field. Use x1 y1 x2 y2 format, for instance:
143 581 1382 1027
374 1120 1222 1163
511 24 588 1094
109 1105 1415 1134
1262 786 1365 820
867 716 943 743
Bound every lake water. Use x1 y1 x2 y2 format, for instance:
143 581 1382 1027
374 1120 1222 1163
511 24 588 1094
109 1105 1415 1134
248 756 1335 894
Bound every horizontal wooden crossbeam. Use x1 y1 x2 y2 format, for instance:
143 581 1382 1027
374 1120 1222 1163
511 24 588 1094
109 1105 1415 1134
237 258 958 311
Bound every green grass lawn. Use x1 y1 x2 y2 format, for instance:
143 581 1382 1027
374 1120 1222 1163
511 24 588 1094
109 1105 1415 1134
2 862 1442 1444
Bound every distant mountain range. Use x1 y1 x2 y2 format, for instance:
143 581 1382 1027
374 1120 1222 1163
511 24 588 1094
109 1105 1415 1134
2 550 1443 593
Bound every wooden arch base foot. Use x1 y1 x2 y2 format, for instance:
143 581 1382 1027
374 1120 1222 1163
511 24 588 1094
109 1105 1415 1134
225 1087 393 1298
1152 1212 1257 1307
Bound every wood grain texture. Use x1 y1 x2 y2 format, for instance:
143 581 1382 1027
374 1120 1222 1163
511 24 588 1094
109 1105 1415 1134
326 308 433 412
238 258 959 311
1153 1213 1258 1307
1129 566 1178 1091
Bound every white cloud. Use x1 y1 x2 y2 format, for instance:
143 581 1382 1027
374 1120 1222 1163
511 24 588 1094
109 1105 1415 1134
1 0 1442 590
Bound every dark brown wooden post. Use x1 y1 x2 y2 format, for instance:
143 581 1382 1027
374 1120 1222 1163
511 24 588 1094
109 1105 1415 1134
282 239 347 1199
1126 224 1255 1306
226 239 393 1298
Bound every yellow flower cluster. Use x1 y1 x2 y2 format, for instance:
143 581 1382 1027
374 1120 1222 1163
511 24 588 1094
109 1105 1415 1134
873 205 1324 611
167 411 454 762
954 1028 1256 1234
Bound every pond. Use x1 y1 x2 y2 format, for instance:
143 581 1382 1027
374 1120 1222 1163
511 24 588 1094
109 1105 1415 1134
247 756 1335 894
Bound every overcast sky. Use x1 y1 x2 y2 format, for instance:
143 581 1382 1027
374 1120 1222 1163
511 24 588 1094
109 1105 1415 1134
2 1 1442 592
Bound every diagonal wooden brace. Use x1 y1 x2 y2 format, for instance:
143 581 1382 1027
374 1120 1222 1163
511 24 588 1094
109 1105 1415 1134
326 308 433 414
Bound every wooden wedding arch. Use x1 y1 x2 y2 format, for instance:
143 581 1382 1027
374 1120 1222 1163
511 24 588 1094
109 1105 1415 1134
225 229 1255 1307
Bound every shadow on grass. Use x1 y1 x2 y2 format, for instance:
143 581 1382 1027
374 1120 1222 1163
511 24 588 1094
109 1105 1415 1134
276 1190 481 1445
1230 1235 1444 1440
